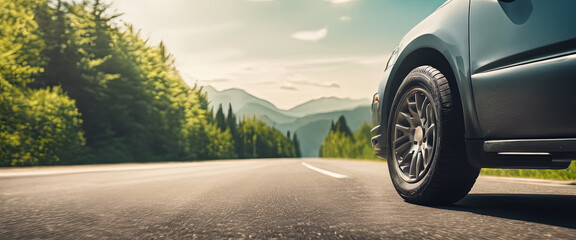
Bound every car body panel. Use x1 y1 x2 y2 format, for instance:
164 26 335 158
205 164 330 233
472 53 576 139
469 0 576 139
470 0 576 74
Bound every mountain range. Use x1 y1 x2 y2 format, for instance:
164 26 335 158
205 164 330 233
203 85 372 157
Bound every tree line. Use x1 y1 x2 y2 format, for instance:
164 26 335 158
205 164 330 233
212 103 301 159
0 0 299 166
319 116 378 160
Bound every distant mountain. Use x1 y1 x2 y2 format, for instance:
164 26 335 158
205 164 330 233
203 85 285 115
204 85 370 118
203 85 372 157
287 97 369 117
236 102 295 124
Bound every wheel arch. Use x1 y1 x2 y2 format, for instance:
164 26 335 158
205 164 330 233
379 47 467 159
386 48 460 115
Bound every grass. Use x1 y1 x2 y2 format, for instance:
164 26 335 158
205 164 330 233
334 157 575 182
480 161 576 182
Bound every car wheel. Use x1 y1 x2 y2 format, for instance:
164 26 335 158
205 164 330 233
387 65 479 205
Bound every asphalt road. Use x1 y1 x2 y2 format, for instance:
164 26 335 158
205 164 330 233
1 159 575 239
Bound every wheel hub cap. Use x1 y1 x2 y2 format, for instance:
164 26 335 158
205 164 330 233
414 126 423 144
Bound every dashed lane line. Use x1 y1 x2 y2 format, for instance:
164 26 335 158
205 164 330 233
301 162 349 179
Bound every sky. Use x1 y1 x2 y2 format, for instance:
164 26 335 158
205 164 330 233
110 0 446 109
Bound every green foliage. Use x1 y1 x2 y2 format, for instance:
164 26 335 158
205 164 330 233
293 133 302 158
1 0 299 166
0 87 85 166
226 103 241 156
0 0 84 166
351 123 378 160
35 0 241 163
237 117 297 159
0 0 45 87
331 115 354 139
481 161 576 182
215 104 226 132
320 116 379 160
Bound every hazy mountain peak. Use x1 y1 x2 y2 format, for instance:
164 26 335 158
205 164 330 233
204 85 370 117
288 96 370 116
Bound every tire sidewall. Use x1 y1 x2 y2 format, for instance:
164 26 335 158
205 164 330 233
387 69 444 199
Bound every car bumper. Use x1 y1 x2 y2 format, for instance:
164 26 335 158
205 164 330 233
370 93 386 159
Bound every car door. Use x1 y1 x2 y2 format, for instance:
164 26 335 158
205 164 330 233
469 0 576 139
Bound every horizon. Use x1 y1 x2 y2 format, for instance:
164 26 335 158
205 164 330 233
110 0 445 109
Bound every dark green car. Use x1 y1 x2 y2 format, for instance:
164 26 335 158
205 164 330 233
371 0 576 205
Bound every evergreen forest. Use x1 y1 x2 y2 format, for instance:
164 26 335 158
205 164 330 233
0 0 299 166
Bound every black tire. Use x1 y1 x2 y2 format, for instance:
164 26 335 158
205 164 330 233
387 65 479 205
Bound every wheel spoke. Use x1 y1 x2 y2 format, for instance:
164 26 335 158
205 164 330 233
408 150 420 177
393 135 409 147
395 141 411 157
395 124 410 134
420 147 427 168
415 151 422 177
399 112 412 127
420 96 430 123
424 123 435 140
401 149 414 166
425 104 434 128
407 95 419 119
423 146 431 167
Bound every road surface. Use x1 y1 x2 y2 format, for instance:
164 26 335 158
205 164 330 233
1 159 575 239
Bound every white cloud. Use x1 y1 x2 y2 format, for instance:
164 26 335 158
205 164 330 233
290 28 328 42
200 78 231 83
289 79 340 88
340 16 351 21
280 83 298 91
286 74 340 88
324 0 357 5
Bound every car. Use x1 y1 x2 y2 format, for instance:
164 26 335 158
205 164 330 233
370 0 576 205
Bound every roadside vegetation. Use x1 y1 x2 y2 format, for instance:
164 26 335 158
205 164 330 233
481 162 576 182
0 0 298 166
319 116 379 160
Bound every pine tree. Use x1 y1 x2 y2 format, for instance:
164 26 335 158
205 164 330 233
215 104 227 132
334 115 354 139
226 103 240 156
293 133 301 158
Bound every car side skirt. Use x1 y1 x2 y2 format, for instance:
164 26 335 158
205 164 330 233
466 139 576 169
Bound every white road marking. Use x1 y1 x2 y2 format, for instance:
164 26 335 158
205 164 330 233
301 162 349 179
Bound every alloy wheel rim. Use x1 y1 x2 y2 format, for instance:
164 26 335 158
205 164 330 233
392 88 437 183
